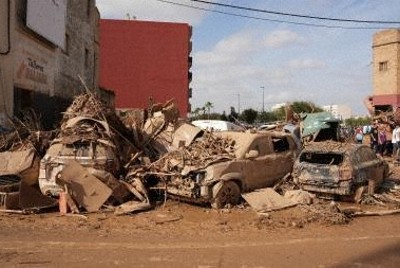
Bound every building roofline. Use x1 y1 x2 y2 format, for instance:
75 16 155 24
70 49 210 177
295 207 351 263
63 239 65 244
100 18 190 27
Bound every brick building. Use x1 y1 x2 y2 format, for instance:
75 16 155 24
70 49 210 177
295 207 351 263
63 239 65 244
372 29 400 111
99 19 192 117
0 0 100 129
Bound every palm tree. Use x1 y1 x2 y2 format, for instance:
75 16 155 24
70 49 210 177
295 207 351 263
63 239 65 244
204 101 213 119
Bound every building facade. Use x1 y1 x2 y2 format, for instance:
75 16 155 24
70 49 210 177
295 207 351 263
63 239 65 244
99 19 192 118
322 104 352 120
372 29 400 110
0 0 100 129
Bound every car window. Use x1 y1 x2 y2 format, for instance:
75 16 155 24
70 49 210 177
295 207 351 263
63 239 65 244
272 137 290 153
300 152 343 165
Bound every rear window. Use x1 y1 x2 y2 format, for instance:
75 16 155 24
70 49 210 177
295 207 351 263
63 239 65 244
299 152 344 165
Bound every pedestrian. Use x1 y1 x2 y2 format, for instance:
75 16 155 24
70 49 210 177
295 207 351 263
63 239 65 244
392 125 399 159
355 127 363 144
377 125 386 156
384 123 393 155
396 125 400 161
370 122 379 153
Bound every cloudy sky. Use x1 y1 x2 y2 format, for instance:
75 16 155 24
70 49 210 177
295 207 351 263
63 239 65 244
96 0 400 116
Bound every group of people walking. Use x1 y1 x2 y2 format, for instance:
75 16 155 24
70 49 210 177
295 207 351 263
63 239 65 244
354 122 400 159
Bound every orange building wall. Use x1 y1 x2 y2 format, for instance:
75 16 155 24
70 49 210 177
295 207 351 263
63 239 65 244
99 19 191 117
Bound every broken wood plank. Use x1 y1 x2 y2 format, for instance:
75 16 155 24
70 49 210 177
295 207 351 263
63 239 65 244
59 161 112 212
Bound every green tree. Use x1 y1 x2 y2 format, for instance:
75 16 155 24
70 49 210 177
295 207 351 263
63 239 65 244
345 116 372 127
241 108 258 124
228 107 239 122
191 107 202 120
291 101 323 114
220 111 228 121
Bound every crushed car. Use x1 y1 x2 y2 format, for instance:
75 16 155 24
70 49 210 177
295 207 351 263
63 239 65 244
38 93 140 212
149 130 300 208
292 141 389 201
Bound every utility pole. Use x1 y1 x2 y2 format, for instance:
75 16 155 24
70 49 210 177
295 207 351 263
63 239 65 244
261 86 265 113
237 93 241 114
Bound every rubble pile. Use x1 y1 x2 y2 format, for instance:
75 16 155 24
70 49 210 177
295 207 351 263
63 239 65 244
360 180 400 208
153 132 236 174
125 130 237 203
298 203 350 225
2 92 400 229
0 123 53 155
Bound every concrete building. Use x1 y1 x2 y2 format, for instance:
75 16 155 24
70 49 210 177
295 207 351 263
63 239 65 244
0 0 100 129
99 19 192 118
372 29 400 111
323 104 352 120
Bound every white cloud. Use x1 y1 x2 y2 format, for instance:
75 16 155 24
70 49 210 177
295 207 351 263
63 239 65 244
96 0 212 25
195 31 258 66
191 30 294 112
288 59 326 69
264 30 306 48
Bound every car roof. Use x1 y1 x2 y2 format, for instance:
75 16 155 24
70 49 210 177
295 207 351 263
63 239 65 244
215 131 293 157
301 141 363 154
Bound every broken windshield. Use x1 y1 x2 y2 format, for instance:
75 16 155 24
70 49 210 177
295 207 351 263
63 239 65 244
300 152 344 165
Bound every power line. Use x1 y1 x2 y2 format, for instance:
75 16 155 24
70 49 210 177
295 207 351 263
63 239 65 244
191 0 400 24
154 0 392 30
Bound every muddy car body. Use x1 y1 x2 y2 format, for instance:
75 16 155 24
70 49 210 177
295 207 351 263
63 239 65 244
38 117 121 196
166 131 299 208
292 142 389 198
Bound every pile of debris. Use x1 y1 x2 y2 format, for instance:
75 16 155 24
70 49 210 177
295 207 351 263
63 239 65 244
1 91 233 215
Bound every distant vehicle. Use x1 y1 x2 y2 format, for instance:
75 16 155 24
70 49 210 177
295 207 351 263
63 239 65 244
191 120 245 132
292 141 389 200
166 131 299 208
258 124 278 131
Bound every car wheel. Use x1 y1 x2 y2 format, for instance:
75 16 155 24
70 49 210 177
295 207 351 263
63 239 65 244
211 181 241 209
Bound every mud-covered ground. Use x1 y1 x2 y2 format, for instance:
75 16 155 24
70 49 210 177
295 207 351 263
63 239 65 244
1 162 400 267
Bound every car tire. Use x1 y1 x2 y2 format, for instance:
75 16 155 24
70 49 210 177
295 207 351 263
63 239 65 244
211 181 241 209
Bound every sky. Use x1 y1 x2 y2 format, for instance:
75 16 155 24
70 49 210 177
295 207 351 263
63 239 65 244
96 0 400 116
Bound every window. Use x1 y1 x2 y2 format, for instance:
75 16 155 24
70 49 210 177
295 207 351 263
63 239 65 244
379 61 388 72
272 137 289 153
300 152 344 165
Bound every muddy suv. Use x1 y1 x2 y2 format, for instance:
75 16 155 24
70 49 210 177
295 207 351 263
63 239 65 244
292 141 389 200
38 117 121 196
166 131 299 208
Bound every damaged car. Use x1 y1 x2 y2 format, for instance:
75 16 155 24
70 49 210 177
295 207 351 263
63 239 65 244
164 130 299 208
292 141 389 200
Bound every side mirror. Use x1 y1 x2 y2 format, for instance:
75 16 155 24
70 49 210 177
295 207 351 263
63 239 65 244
246 149 259 159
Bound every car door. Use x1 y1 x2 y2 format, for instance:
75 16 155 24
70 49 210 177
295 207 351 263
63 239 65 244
270 135 297 177
245 135 291 191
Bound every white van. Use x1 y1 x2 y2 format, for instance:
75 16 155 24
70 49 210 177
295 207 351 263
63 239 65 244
191 120 245 131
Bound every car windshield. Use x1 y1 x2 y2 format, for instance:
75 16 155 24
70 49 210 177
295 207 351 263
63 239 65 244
300 152 344 165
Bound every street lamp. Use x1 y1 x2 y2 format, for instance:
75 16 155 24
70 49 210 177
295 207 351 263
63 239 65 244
260 86 265 113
